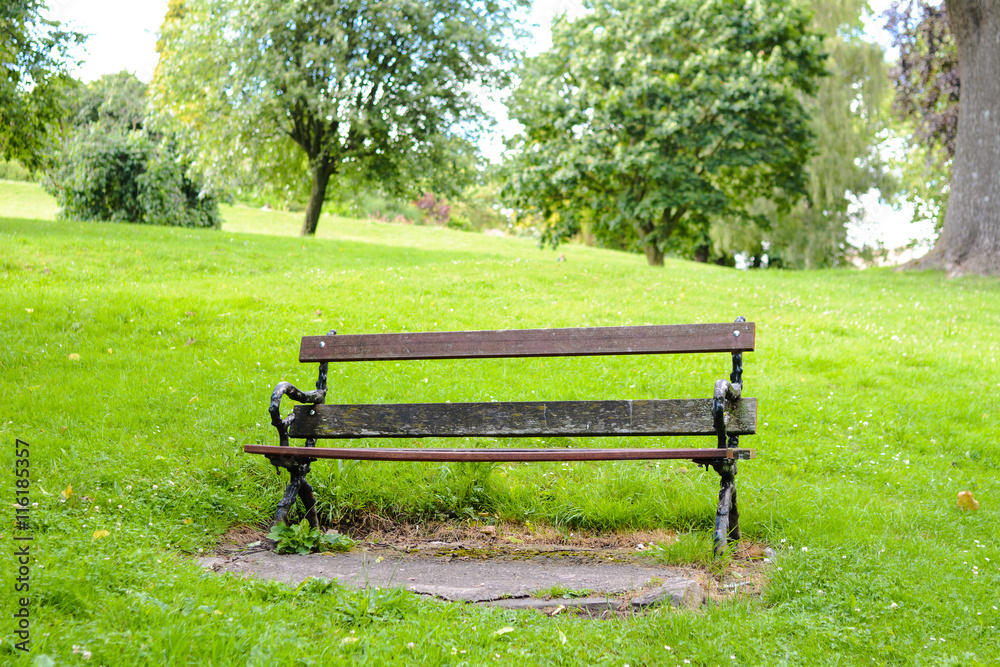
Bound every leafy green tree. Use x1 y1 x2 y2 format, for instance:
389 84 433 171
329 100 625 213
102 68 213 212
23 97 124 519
0 0 84 171
503 0 825 266
151 0 527 236
759 0 895 269
44 73 220 228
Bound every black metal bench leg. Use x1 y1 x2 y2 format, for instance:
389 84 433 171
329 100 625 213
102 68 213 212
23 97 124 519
728 469 741 542
268 461 319 529
271 472 303 529
712 461 738 555
297 477 319 529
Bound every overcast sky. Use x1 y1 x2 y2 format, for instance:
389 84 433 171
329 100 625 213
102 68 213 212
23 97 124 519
43 0 930 252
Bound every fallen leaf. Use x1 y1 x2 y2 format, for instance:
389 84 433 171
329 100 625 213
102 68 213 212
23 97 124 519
340 636 358 645
548 605 566 617
107 348 113 354
189 396 199 403
183 518 193 524
61 484 74 500
93 530 110 540
557 628 567 644
492 627 515 638
68 353 81 361
957 491 980 511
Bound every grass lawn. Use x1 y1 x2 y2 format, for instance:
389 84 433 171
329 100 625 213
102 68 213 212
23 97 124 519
2 181 999 665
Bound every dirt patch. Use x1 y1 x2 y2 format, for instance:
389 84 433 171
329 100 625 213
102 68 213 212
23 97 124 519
351 519 680 551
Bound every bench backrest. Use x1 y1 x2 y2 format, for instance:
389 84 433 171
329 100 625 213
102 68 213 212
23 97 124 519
299 322 755 362
287 322 756 441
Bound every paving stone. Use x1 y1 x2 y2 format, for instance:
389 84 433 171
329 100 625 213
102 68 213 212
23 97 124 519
630 578 705 609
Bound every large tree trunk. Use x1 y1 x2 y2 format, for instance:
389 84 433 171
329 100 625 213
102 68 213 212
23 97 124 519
644 243 664 266
636 224 665 266
911 0 1000 276
300 164 333 236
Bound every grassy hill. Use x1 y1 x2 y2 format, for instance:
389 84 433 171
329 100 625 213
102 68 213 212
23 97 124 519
2 181 998 665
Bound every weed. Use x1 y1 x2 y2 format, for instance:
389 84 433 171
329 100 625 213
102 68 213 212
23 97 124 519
532 585 595 599
267 520 354 555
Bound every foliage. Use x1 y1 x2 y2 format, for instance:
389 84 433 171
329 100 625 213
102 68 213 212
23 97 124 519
449 182 508 232
151 0 527 235
65 70 148 131
0 0 84 171
267 520 354 555
710 0 896 269
413 193 451 226
504 0 825 265
358 193 425 225
0 159 37 182
43 73 220 228
883 0 956 233
884 1 958 159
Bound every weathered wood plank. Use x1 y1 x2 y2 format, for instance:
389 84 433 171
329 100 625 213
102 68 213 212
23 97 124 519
299 322 755 362
286 398 756 438
244 444 756 462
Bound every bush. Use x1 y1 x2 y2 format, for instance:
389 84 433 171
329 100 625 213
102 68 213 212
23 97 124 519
0 159 37 182
358 193 423 224
45 126 220 228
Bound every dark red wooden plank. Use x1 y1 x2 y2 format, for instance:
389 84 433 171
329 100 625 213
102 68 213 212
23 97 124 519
244 444 756 462
286 398 757 438
299 322 754 362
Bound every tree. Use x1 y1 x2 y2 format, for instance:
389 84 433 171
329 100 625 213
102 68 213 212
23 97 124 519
0 0 84 170
897 0 1000 276
762 0 894 269
151 0 526 236
44 73 220 228
503 0 825 266
884 1 957 234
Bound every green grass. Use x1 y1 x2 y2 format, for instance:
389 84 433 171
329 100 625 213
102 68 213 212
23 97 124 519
2 181 999 665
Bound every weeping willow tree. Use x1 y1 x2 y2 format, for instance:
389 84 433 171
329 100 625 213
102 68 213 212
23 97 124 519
711 0 894 268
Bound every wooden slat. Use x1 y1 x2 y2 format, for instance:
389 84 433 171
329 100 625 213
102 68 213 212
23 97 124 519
286 398 756 438
244 444 756 462
300 322 755 362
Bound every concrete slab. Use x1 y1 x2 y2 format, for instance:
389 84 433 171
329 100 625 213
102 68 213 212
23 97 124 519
202 546 705 611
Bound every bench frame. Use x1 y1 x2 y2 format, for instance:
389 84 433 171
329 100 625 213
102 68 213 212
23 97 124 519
246 318 756 554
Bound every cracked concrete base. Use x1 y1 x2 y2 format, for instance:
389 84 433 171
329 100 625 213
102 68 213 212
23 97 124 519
200 545 704 615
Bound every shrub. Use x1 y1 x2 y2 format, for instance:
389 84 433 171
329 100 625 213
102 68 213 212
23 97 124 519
358 193 423 224
43 71 220 227
0 159 37 182
45 126 220 227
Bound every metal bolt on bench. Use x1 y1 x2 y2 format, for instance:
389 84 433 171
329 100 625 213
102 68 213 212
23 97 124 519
245 318 757 555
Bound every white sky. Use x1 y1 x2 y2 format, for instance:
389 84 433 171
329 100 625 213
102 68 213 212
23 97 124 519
44 0 933 253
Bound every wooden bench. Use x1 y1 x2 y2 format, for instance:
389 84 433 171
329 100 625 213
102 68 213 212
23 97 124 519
245 318 757 554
